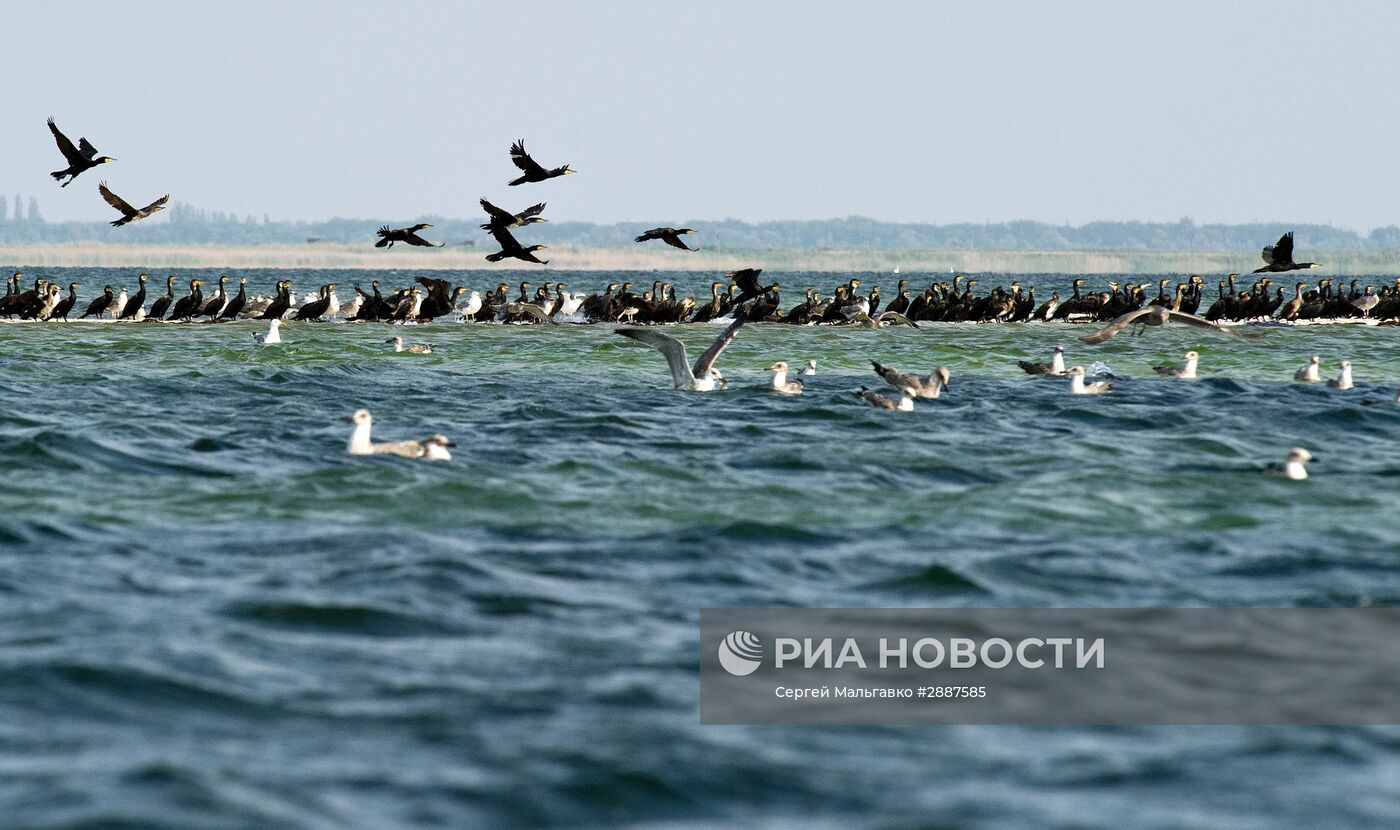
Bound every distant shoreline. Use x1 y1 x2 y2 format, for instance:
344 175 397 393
2 243 1397 274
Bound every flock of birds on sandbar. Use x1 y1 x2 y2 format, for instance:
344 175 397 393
18 121 1400 478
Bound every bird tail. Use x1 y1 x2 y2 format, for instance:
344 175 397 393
508 176 526 187
486 251 507 262
633 234 646 243
51 170 67 185
374 237 390 248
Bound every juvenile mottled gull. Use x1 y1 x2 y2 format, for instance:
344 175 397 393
387 336 433 354
870 362 949 399
1019 345 1065 376
855 386 915 411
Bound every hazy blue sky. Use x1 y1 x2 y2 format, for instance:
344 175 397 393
8 2 1400 229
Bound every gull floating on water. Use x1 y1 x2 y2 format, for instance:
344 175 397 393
253 319 281 345
871 362 949 398
800 360 817 376
767 361 805 395
1153 350 1198 379
387 336 433 354
1018 345 1065 376
855 385 915 410
1294 356 1321 382
346 409 454 460
614 313 746 391
1327 360 1353 390
1068 366 1111 395
1080 306 1264 344
1264 447 1313 480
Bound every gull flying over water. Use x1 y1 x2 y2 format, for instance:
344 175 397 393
99 182 168 227
346 409 453 460
615 313 747 391
1079 305 1263 344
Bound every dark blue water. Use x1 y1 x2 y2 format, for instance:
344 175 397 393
2 268 1399 828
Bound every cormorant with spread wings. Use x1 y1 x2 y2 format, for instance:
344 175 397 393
634 227 697 250
508 140 574 186
375 223 442 248
1254 232 1320 274
479 198 548 230
48 118 115 187
98 182 168 227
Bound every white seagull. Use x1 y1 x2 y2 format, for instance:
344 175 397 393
1068 366 1111 395
345 409 454 460
1153 350 1198 379
615 313 746 391
800 360 817 376
1294 356 1321 382
1265 447 1313 481
253 319 282 345
1327 361 1353 390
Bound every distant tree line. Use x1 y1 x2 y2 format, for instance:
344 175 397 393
0 199 1397 251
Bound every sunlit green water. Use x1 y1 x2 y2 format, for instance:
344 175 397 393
2 268 1399 828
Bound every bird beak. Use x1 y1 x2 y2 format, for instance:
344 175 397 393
342 416 355 423
444 441 458 448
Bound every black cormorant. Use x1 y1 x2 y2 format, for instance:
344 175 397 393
634 227 697 250
118 273 148 319
1254 232 1320 273
485 225 549 264
479 198 547 230
220 277 248 319
148 276 178 321
375 223 442 248
47 118 115 187
169 279 204 320
79 286 116 319
508 140 574 186
52 282 79 320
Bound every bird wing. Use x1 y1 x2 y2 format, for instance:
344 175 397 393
48 118 85 166
616 328 695 387
1078 307 1155 344
878 311 918 327
402 230 439 247
1274 232 1295 263
872 361 918 388
506 302 557 324
78 137 100 160
510 140 548 177
728 268 763 294
138 194 170 214
479 198 514 224
662 234 693 251
692 312 748 378
515 202 547 221
98 182 136 215
488 224 525 253
1164 310 1266 338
